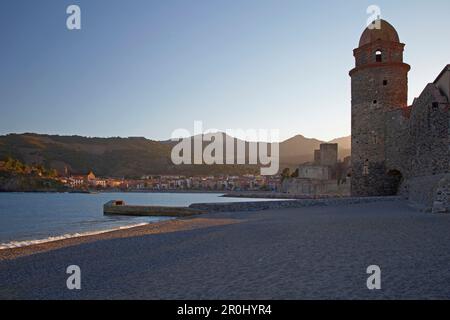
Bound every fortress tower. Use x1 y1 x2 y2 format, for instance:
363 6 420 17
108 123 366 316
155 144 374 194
350 19 410 196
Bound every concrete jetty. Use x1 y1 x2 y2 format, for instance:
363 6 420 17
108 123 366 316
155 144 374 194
104 196 403 217
103 200 206 217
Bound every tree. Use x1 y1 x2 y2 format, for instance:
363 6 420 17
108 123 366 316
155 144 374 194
4 157 26 173
281 168 291 181
48 169 58 178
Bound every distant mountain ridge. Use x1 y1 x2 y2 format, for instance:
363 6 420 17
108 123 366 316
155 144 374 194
0 133 350 177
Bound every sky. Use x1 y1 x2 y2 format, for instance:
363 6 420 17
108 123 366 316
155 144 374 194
0 0 449 142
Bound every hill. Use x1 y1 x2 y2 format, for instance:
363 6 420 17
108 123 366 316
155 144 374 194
0 133 351 177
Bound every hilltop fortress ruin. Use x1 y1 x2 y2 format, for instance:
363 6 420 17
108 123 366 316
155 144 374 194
350 19 449 212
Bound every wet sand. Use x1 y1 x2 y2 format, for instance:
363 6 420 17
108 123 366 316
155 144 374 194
0 218 241 261
1 200 450 299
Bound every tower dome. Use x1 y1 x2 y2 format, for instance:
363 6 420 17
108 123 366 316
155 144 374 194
359 19 400 47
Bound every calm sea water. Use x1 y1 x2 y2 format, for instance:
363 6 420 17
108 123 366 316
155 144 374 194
0 192 271 244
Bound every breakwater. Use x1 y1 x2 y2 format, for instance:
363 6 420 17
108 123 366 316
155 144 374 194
189 196 403 213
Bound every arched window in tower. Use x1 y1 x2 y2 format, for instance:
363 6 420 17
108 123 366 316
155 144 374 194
375 50 382 62
363 159 370 176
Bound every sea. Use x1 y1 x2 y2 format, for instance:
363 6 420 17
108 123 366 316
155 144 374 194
0 192 273 248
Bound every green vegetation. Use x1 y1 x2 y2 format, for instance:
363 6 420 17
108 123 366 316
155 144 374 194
0 157 57 178
0 156 64 192
281 168 291 181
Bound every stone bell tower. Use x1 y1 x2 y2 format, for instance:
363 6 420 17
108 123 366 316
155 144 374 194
350 19 410 196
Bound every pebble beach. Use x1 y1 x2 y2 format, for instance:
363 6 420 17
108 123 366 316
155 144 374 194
1 199 450 299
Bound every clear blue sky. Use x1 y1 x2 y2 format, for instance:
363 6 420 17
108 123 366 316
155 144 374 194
1 0 449 141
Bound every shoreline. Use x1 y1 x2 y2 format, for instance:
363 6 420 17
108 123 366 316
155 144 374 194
0 195 403 260
0 217 241 261
0 222 153 250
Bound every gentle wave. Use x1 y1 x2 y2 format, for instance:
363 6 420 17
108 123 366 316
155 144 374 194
0 222 149 250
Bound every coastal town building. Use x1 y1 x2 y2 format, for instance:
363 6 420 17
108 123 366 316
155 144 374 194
62 171 279 192
68 175 85 188
87 171 96 182
350 19 450 211
67 171 117 189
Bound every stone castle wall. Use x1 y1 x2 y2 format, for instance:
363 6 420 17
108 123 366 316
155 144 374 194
281 178 347 195
383 83 449 208
401 82 449 209
319 144 338 167
432 175 450 213
406 175 441 208
408 84 449 177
